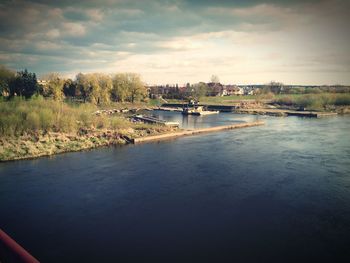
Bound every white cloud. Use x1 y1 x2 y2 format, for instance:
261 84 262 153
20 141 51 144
157 38 205 51
46 29 61 39
35 41 61 50
86 8 104 22
63 22 86 36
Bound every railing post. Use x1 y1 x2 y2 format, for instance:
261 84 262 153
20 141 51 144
0 228 40 263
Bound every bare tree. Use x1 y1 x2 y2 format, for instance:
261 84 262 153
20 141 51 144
210 75 220 83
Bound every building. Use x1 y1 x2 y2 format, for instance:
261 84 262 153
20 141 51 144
207 82 224 96
224 85 243 96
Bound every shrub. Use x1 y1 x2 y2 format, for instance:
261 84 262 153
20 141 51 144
26 112 40 131
110 116 129 129
276 96 293 106
39 108 54 131
274 93 350 110
334 94 350 105
0 98 99 136
95 115 109 129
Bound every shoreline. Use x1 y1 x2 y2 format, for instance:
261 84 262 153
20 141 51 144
0 130 128 162
0 121 264 162
0 126 176 162
161 103 348 116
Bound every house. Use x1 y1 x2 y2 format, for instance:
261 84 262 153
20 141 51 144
240 86 255 95
224 85 243 96
207 82 224 96
37 79 48 86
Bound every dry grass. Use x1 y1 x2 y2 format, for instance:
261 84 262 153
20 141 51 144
274 93 350 110
0 97 178 161
0 96 134 136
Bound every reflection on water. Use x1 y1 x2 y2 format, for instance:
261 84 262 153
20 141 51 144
151 110 261 129
0 113 350 262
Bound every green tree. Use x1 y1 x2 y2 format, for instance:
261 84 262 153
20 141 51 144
75 73 112 105
128 73 146 103
63 79 78 98
75 73 90 103
94 73 112 105
190 82 208 100
9 69 38 98
0 65 15 97
111 73 146 103
41 73 65 101
111 73 131 102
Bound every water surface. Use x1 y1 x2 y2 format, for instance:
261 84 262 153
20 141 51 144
0 113 350 262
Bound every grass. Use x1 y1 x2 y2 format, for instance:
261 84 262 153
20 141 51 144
166 93 350 110
0 95 134 136
166 94 301 105
274 93 350 110
0 96 179 161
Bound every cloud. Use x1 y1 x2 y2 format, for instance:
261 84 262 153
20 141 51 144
63 22 86 36
0 0 349 84
46 29 61 39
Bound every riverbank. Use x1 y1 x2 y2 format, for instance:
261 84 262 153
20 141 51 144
164 93 350 115
162 101 349 116
234 108 338 117
0 121 267 161
0 98 180 161
0 125 178 161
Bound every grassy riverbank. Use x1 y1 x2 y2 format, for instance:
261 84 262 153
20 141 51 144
273 93 350 111
167 93 350 112
0 97 176 161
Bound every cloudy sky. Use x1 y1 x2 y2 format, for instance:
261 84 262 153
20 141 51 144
0 0 349 85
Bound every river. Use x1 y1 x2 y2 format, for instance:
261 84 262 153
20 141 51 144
0 112 350 262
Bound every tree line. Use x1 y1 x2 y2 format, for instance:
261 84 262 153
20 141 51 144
0 65 147 104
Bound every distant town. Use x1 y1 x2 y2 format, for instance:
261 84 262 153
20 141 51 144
147 81 350 100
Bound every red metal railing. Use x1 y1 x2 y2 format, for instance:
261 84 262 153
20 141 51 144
0 228 39 263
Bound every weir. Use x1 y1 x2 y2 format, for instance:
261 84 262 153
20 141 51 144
161 103 338 117
133 115 179 127
133 121 264 144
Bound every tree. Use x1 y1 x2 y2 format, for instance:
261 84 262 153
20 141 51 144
265 81 284 94
41 73 65 101
75 73 91 103
75 73 112 105
9 69 38 98
63 79 78 98
86 74 101 104
111 73 130 102
128 73 146 103
0 65 15 97
111 73 146 103
190 82 208 100
210 75 220 84
95 73 112 105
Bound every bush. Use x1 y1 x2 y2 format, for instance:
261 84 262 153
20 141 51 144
334 94 350 105
0 98 79 135
26 112 40 131
0 97 133 136
275 93 349 110
276 96 294 106
39 108 54 130
110 116 129 129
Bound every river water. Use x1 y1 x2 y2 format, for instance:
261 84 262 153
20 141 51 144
0 112 350 262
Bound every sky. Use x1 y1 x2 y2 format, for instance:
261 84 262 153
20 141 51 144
0 0 349 85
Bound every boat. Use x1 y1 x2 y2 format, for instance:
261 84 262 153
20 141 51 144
182 104 219 116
